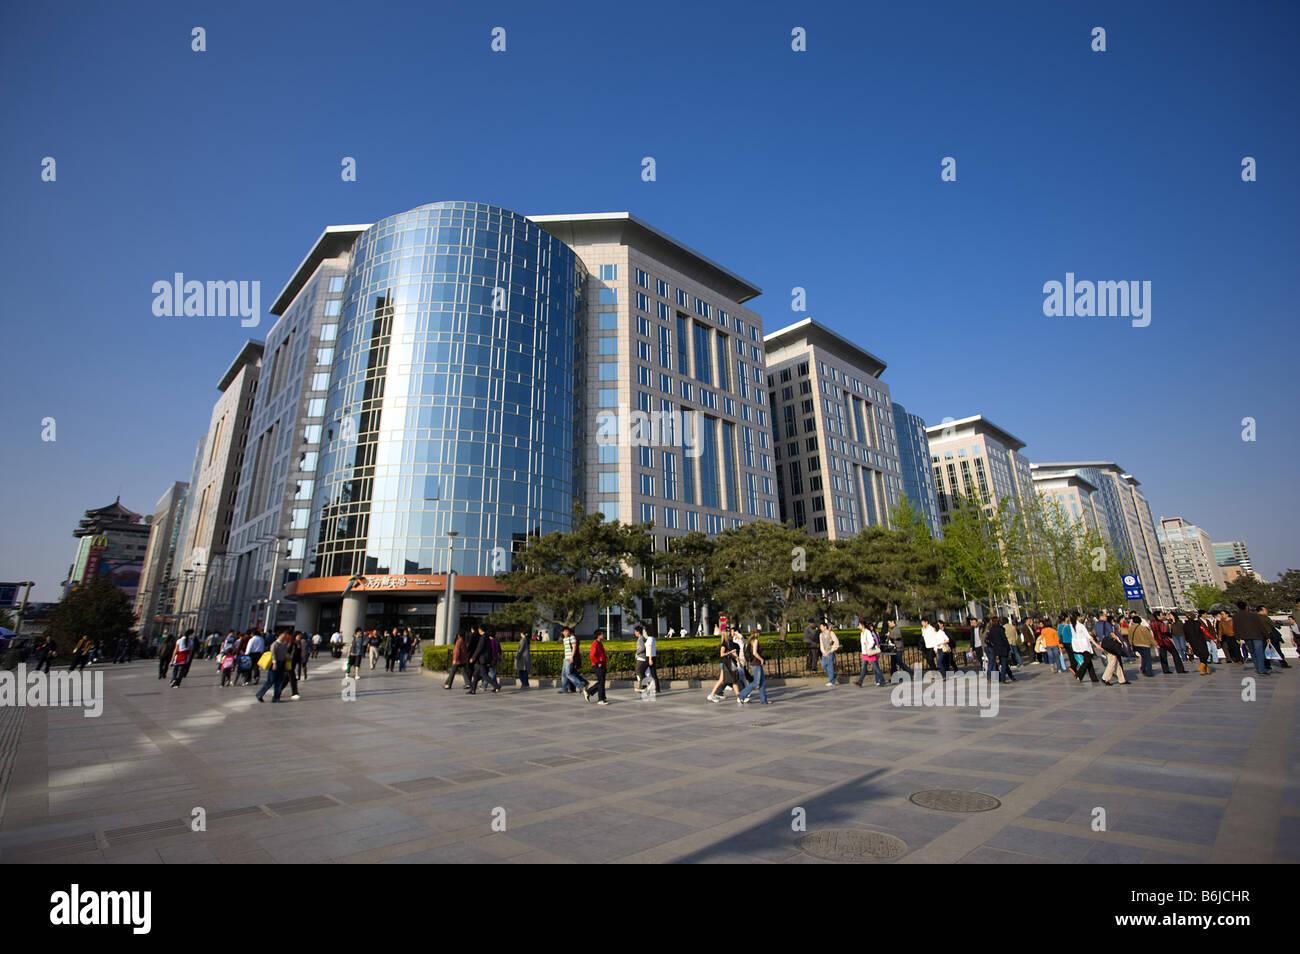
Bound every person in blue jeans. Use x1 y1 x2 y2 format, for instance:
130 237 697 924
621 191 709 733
818 622 840 686
935 621 954 679
738 632 770 704
854 623 885 687
558 627 588 694
257 633 290 702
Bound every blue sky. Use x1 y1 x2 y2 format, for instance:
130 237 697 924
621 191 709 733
2 0 1296 601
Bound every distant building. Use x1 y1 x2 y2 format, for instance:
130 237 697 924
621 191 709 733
173 340 263 633
63 498 151 600
926 415 1034 523
1157 517 1226 609
1031 462 1176 609
1213 540 1256 577
765 318 903 538
1031 469 1111 540
891 402 942 538
133 481 189 640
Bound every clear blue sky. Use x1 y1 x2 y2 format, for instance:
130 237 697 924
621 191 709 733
2 0 1296 602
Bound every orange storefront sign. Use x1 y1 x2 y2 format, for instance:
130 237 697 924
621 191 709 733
286 575 506 597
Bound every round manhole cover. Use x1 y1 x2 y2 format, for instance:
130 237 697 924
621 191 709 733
796 829 908 862
909 789 1001 812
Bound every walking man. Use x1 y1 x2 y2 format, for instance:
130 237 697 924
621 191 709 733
583 629 609 704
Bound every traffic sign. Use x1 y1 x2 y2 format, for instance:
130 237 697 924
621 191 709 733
1121 574 1144 600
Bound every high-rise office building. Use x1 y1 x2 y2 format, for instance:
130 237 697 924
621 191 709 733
926 415 1033 523
292 202 585 642
133 481 189 640
891 402 942 538
764 318 902 538
1030 462 1176 609
1157 517 1226 608
532 213 778 635
173 340 263 633
226 226 367 633
1213 540 1256 577
1030 469 1111 540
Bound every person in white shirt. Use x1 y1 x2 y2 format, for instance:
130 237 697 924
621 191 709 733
311 632 322 657
854 621 884 687
934 621 954 679
246 632 266 684
921 620 941 673
1070 612 1100 683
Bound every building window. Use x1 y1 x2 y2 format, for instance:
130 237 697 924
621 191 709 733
328 276 345 292
599 362 618 381
598 389 617 408
599 288 617 305
599 312 617 330
320 324 337 341
635 268 649 288
599 264 618 280
599 472 619 493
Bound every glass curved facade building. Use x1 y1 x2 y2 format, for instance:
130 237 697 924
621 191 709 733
307 201 585 589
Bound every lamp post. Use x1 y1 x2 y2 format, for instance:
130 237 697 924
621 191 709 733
178 569 194 635
12 581 34 635
263 535 288 634
442 531 458 645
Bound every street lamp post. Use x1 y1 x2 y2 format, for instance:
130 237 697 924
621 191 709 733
263 536 288 634
178 570 194 634
442 531 458 645
12 581 35 635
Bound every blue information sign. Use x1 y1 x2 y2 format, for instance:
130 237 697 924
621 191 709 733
1121 574 1144 600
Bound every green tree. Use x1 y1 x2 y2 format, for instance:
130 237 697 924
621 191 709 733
708 522 819 636
47 577 136 647
1222 574 1278 610
1272 569 1300 609
940 495 1011 614
1182 582 1225 612
651 531 715 636
490 507 653 632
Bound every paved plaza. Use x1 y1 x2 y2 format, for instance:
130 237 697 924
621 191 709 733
1 654 1296 864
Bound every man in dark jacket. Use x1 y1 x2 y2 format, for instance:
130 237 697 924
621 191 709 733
444 632 471 689
803 620 818 672
984 617 1014 683
1261 605 1291 669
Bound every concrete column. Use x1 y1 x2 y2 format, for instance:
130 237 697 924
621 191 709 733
339 593 368 639
294 597 320 634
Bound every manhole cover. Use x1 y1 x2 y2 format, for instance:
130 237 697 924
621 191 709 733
909 789 1001 812
796 829 908 862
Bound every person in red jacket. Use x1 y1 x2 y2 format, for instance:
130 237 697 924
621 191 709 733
583 629 609 705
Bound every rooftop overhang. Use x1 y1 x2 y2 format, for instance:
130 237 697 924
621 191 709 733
528 212 762 304
217 339 266 392
924 414 1026 451
270 225 371 316
763 318 888 378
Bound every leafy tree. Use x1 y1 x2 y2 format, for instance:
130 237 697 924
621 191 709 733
1272 569 1300 608
940 495 1011 614
707 522 820 637
47 576 136 647
1183 582 1225 612
1222 574 1278 610
651 531 715 636
490 507 653 632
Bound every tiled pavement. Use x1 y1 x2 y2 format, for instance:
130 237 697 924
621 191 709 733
1 654 1296 864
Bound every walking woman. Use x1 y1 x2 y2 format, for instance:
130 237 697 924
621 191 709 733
1129 614 1156 677
444 631 471 689
1155 615 1187 674
883 620 913 681
515 630 532 689
707 631 744 703
1183 613 1213 674
854 620 885 687
345 628 366 679
739 630 770 704
1098 622 1132 686
1071 613 1100 683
